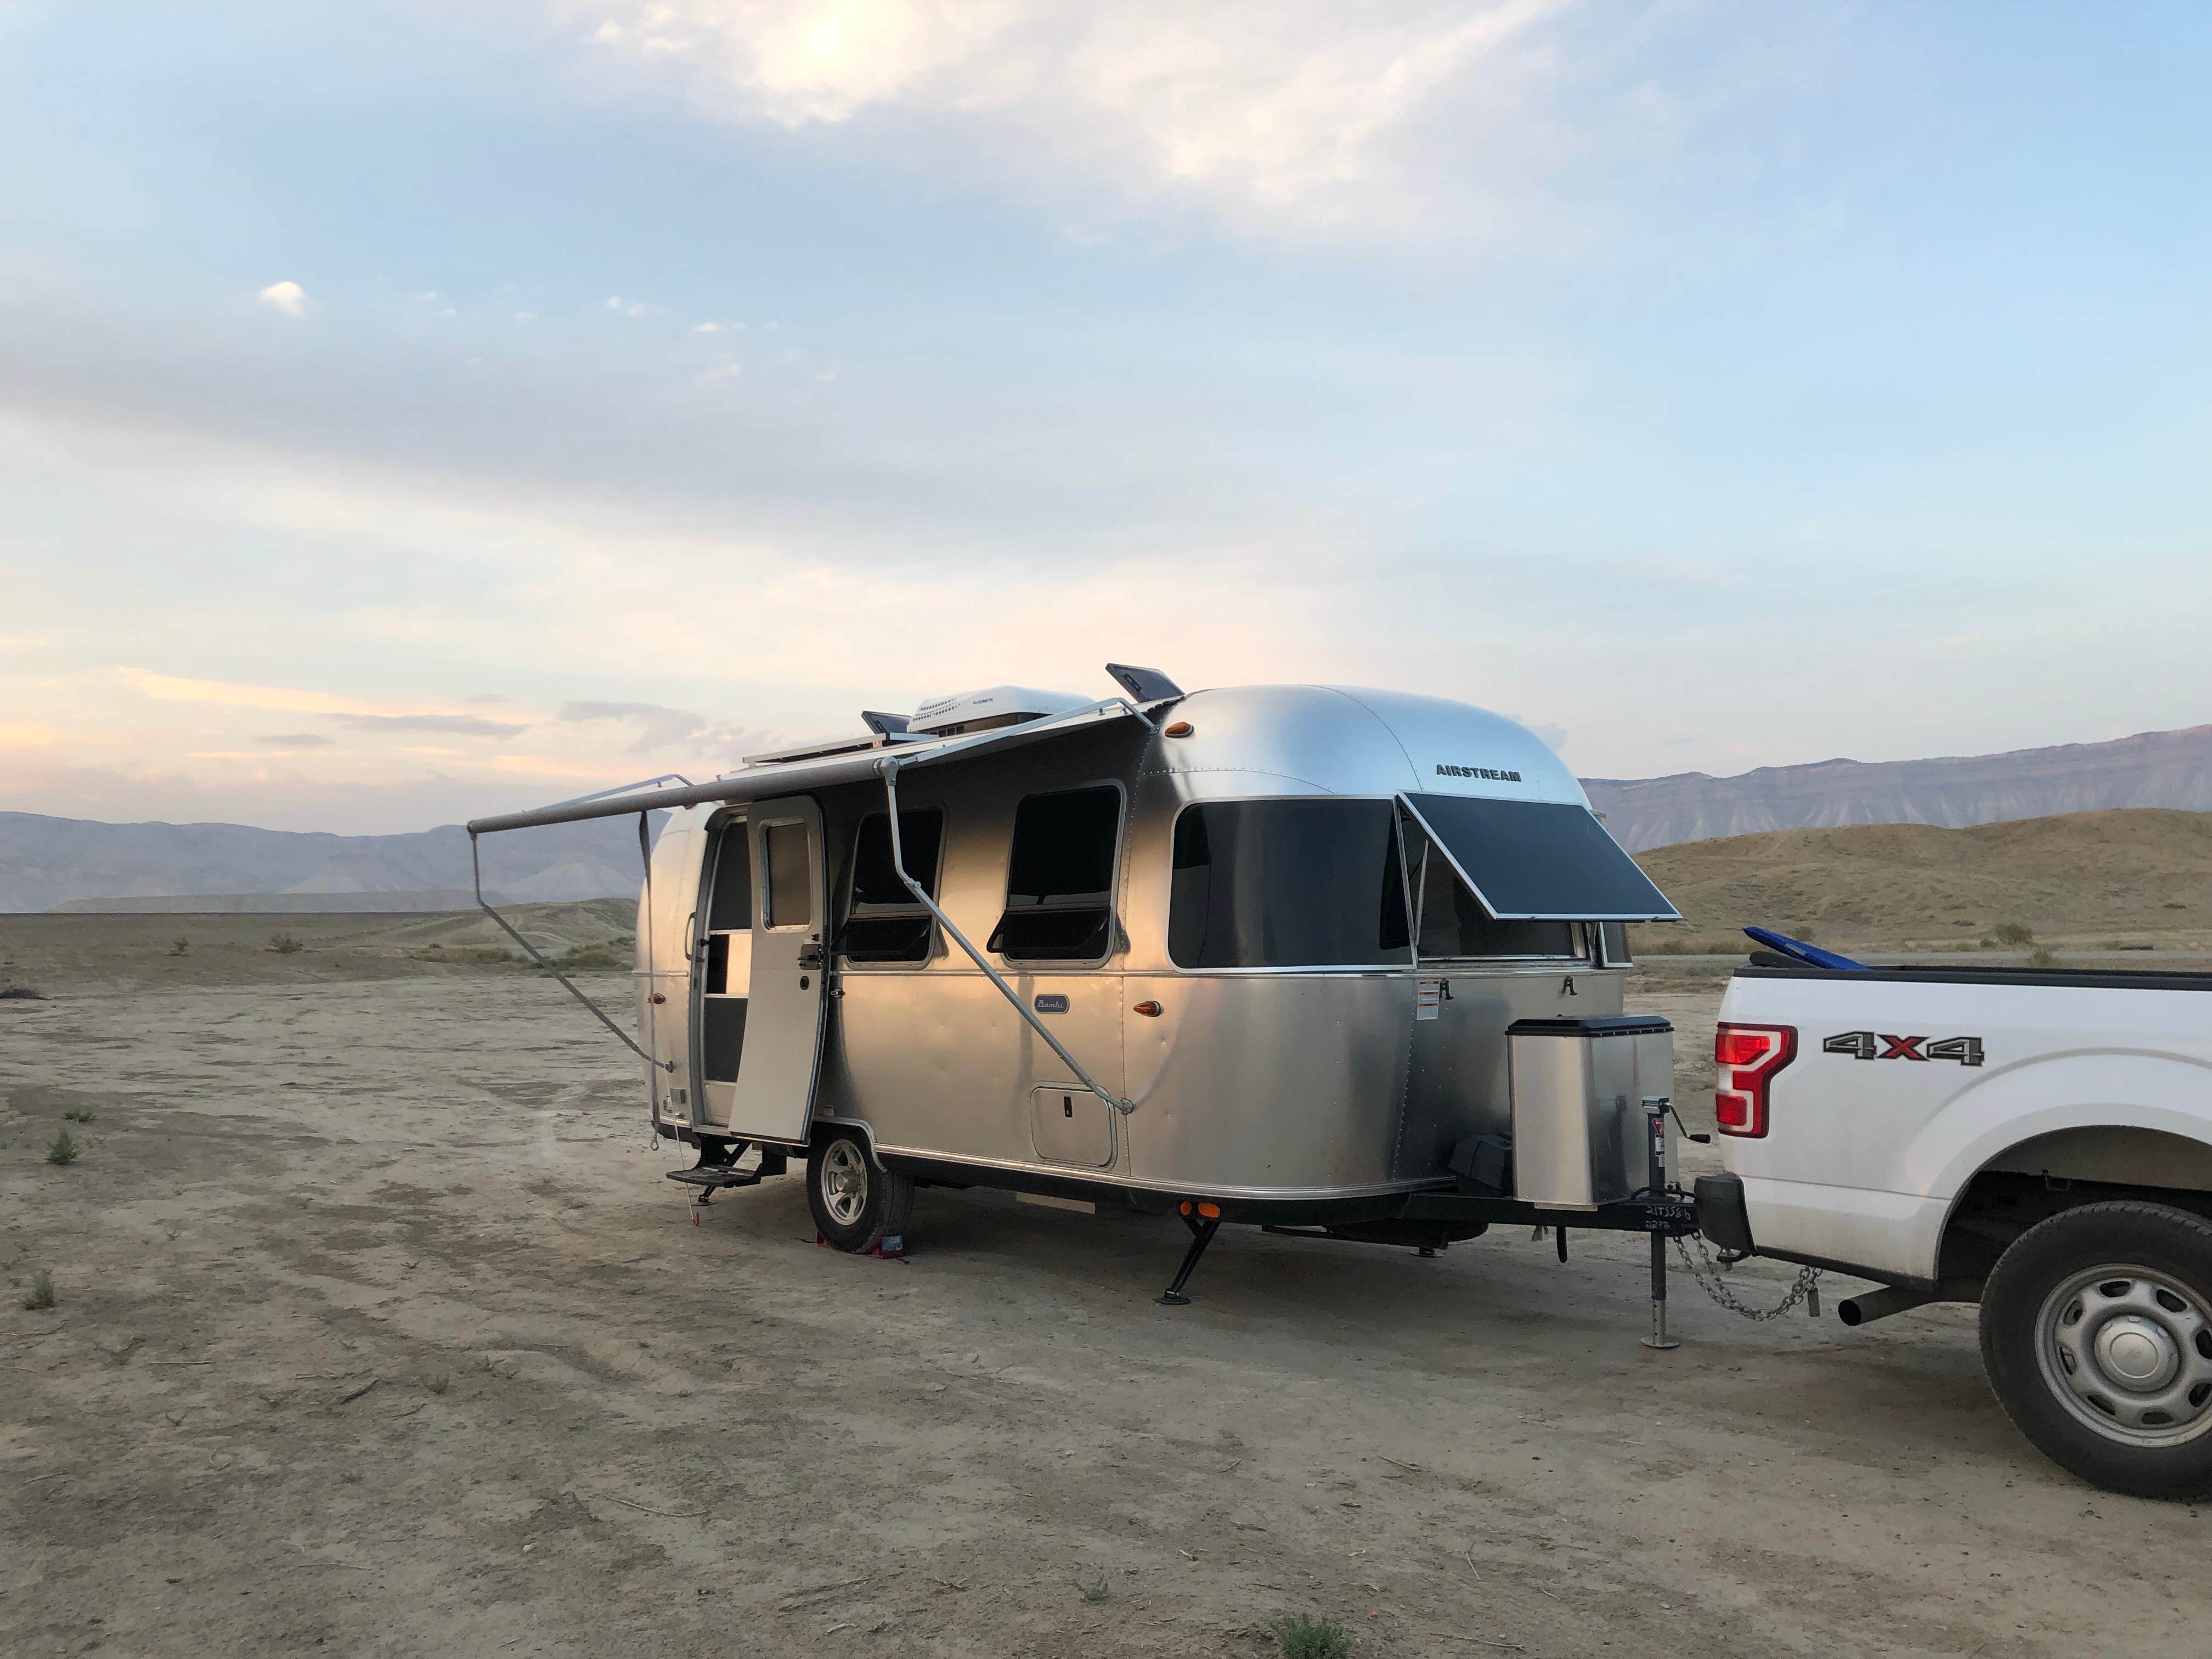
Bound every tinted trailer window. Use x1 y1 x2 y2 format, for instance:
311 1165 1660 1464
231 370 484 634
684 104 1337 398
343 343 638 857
839 808 944 963
1411 837 1580 960
989 785 1122 962
1169 800 1412 969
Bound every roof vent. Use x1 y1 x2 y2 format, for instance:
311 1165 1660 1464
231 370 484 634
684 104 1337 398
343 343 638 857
909 685 1090 738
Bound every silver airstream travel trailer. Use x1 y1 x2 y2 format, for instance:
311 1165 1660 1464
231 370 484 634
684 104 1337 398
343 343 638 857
469 669 1692 1310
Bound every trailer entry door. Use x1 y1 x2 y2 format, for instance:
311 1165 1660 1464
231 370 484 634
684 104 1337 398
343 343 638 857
726 795 828 1144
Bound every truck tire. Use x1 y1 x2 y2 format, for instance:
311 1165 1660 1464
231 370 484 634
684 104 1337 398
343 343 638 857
806 1129 913 1254
1980 1201 2212 1499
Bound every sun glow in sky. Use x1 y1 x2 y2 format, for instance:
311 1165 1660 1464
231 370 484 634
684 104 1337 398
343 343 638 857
3 2 2208 832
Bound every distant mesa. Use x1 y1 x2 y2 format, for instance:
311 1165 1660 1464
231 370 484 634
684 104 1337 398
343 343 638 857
1585 723 2212 853
5 721 2210 910
0 813 654 914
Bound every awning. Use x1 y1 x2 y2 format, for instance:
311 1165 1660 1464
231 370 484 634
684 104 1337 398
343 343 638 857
1397 793 1679 922
466 701 1145 836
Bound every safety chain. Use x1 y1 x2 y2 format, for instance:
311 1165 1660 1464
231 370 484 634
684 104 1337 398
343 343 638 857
1673 1231 1824 1322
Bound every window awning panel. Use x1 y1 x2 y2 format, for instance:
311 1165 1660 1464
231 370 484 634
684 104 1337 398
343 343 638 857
1397 793 1679 922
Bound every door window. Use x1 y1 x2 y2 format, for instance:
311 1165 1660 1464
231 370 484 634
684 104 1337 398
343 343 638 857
839 809 944 963
707 823 751 932
762 821 813 929
988 785 1122 963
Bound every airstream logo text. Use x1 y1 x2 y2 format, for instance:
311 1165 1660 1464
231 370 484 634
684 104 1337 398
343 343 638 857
1436 764 1521 782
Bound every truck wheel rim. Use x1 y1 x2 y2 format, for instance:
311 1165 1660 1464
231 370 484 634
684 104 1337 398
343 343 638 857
821 1141 869 1227
2036 1265 2212 1447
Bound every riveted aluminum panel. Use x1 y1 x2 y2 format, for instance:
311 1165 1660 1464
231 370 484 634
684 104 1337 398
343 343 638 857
832 969 1127 1166
1121 972 1414 1195
1399 966 1624 1179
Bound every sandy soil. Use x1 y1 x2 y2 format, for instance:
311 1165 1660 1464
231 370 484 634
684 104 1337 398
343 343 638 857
5 927 2211 1658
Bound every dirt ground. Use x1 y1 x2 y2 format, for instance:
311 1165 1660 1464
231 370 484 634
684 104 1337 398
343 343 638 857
5 920 2211 1658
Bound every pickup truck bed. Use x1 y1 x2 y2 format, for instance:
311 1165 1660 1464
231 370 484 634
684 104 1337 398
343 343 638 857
1705 959 2212 1498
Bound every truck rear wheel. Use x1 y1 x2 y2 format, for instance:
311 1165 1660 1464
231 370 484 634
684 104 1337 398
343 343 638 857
806 1129 913 1254
1981 1201 2212 1499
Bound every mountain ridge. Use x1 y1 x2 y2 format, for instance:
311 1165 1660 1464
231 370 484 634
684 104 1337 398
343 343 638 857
7 720 2208 909
1584 723 2212 852
0 811 657 913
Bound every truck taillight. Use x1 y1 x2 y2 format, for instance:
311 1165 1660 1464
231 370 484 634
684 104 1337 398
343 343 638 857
1714 1023 1796 1137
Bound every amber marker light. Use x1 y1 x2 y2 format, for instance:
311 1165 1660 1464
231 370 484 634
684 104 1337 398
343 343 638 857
1163 721 1194 737
1133 1000 1163 1017
1196 1203 1221 1219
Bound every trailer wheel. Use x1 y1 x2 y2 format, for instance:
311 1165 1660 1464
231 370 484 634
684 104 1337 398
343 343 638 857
1981 1201 2212 1499
807 1130 913 1254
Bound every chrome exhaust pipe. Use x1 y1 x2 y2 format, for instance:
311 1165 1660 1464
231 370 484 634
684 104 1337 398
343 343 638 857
1837 1285 1934 1327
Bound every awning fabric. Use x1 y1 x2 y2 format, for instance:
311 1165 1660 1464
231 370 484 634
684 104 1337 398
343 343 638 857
468 703 1142 836
1397 793 1679 922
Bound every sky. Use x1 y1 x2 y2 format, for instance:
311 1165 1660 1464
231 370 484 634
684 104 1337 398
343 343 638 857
2 0 2208 834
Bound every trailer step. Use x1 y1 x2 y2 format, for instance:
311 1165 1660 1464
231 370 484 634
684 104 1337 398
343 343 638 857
665 1167 766 1190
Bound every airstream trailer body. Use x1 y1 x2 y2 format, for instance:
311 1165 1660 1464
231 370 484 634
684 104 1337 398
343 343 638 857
471 677 1682 1273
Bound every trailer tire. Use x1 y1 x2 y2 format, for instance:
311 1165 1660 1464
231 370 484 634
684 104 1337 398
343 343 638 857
1980 1201 2212 1500
807 1130 913 1254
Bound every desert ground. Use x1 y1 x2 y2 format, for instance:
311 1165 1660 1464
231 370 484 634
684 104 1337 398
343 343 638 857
7 907 2212 1657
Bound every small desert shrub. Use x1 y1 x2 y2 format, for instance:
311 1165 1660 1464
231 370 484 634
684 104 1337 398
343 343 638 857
0 986 44 1001
45 1128 78 1166
1075 1572 1110 1604
1986 921 2035 950
62 1108 93 1124
268 934 304 955
426 1374 450 1395
22 1269 55 1310
2026 945 2060 969
170 937 190 956
419 945 516 966
1271 1614 1352 1659
546 943 627 971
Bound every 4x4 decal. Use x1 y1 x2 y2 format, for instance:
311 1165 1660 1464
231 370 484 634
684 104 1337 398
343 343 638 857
1823 1030 1985 1066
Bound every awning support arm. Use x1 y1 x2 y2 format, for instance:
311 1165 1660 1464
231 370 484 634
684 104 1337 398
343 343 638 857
471 827 669 1071
880 757 1137 1116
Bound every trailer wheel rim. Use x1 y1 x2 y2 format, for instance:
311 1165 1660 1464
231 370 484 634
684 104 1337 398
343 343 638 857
2035 1263 2212 1447
820 1140 870 1228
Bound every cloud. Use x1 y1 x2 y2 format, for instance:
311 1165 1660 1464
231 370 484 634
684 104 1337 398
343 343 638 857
558 699 712 753
120 668 388 715
605 295 652 317
253 732 336 748
119 672 527 738
690 321 725 334
257 280 309 317
576 0 1573 233
324 712 530 739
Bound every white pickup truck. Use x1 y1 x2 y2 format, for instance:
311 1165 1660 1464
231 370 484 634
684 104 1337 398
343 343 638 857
1694 954 2212 1499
